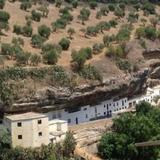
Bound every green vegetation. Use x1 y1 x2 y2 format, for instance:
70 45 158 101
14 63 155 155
98 102 160 160
38 25 51 39
20 1 32 11
80 64 102 81
106 43 127 58
0 128 76 160
71 47 92 70
78 8 90 25
0 11 10 33
31 10 41 22
59 38 70 50
136 26 158 40
31 34 44 48
0 0 5 9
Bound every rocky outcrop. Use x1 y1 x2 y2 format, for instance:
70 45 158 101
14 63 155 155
143 48 160 59
150 66 160 79
5 69 149 114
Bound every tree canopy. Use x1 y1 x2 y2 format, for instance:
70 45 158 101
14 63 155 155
98 101 160 160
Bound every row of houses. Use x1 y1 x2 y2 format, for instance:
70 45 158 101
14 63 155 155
1 85 160 148
45 85 160 125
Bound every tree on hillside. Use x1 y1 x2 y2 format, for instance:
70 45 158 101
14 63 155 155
0 0 5 9
30 54 41 66
31 34 44 48
67 28 75 39
59 38 70 50
78 8 90 25
38 25 51 39
43 49 59 65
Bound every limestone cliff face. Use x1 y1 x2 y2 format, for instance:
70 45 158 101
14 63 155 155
3 49 160 114
5 68 149 114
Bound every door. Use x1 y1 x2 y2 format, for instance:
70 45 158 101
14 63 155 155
76 117 78 124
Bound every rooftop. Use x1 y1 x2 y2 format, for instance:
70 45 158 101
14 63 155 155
5 112 47 121
49 119 67 125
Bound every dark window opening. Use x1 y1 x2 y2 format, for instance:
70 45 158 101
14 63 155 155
38 120 42 124
18 135 22 139
17 122 22 127
68 119 71 123
39 132 42 136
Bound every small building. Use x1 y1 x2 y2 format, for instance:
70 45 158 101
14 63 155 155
3 112 68 148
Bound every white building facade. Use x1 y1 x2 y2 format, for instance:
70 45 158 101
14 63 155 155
3 112 68 148
46 85 160 125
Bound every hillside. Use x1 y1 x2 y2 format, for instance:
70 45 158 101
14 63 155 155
0 0 160 113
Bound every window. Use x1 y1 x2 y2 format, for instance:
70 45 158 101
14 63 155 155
83 108 87 111
17 122 22 127
57 124 61 131
86 114 88 118
58 112 61 118
104 112 106 115
68 119 71 123
38 120 42 124
104 105 106 108
52 114 56 119
18 135 22 139
38 132 42 136
122 100 124 106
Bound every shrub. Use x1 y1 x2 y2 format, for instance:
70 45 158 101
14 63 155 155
51 18 67 31
80 65 102 81
38 25 51 39
0 0 5 9
109 19 118 27
0 11 10 23
79 47 92 59
31 34 44 48
1 43 13 58
116 58 131 71
128 12 139 23
72 0 78 8
144 26 157 40
13 25 22 34
30 54 41 66
71 50 87 70
92 43 104 54
59 38 70 50
31 10 41 22
96 11 102 19
43 49 58 64
100 6 108 16
103 35 116 46
116 24 131 42
55 0 62 8
89 1 97 9
38 6 49 17
106 44 126 58
135 26 157 40
67 27 75 39
20 1 32 11
22 25 32 37
12 37 24 46
114 7 125 18
142 2 155 14
78 8 90 25
86 26 99 36
16 51 31 65
42 43 62 54
108 4 115 11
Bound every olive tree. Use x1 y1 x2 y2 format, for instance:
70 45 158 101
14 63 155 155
78 8 90 25
59 38 70 50
67 27 75 39
38 25 51 39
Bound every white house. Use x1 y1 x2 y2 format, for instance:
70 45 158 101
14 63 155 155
3 112 68 148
